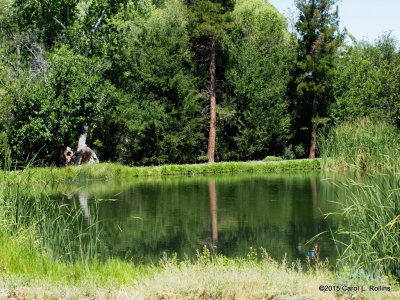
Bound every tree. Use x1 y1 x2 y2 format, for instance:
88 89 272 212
8 47 110 164
110 0 205 165
225 0 296 160
11 0 78 48
185 0 234 163
294 0 344 158
331 34 400 128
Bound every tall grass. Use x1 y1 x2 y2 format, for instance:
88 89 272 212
319 118 400 170
319 118 400 277
0 170 103 263
331 170 400 279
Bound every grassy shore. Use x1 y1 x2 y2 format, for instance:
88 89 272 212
1 230 398 300
1 158 321 184
1 157 399 299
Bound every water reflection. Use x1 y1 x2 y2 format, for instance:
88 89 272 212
47 172 345 263
78 190 91 225
208 180 218 244
308 176 319 260
310 176 318 236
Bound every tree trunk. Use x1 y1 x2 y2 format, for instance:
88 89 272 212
78 125 88 150
309 91 318 159
207 39 217 163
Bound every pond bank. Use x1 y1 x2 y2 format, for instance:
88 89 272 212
1 230 397 300
1 160 400 299
1 159 321 184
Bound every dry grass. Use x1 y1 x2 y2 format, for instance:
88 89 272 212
1 256 399 300
0 230 398 299
138 256 335 300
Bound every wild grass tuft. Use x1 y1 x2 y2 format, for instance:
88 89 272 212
331 170 400 279
319 117 400 170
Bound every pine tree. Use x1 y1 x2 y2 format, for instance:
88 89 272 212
185 0 234 163
295 0 344 158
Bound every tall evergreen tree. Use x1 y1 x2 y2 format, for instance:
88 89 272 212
225 0 295 160
185 0 234 163
294 0 344 158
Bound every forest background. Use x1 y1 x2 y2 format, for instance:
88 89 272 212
0 0 399 167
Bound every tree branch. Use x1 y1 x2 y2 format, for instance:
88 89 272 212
53 17 66 30
91 9 107 33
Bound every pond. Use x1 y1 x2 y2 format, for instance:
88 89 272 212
47 171 349 264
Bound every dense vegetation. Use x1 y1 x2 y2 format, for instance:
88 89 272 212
334 170 400 279
0 0 399 296
1 0 398 166
320 117 400 170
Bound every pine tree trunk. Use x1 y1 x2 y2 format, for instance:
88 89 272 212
309 92 318 159
207 39 217 163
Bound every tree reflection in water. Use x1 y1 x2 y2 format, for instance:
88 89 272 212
208 180 218 244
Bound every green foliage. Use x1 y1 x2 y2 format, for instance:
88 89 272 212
8 46 111 163
112 0 205 165
332 170 400 278
185 0 234 40
224 0 295 160
292 0 344 151
282 144 306 160
1 0 398 167
331 34 400 127
295 0 343 97
319 118 400 170
11 0 79 48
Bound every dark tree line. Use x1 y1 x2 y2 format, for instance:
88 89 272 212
0 0 398 166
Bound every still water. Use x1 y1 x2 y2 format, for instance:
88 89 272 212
50 171 346 263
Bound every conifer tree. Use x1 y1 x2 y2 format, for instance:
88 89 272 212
295 0 344 158
185 0 234 163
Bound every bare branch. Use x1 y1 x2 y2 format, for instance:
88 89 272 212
96 95 106 109
91 9 107 33
53 17 66 30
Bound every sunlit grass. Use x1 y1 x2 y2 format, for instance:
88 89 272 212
0 159 321 185
1 241 398 299
329 169 400 279
319 117 400 170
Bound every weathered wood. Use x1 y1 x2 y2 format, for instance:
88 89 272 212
57 146 73 167
71 125 99 165
71 146 99 165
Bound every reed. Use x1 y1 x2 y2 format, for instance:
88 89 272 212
319 118 400 170
0 169 103 263
331 170 400 279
